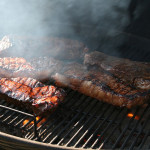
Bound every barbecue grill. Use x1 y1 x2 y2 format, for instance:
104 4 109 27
1 0 150 149
0 87 150 150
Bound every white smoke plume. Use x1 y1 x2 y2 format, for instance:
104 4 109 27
0 0 132 57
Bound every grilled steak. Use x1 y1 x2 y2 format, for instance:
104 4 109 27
0 57 63 81
52 63 150 108
0 35 88 61
0 57 35 78
1 54 150 108
29 56 150 108
0 77 66 115
84 51 150 90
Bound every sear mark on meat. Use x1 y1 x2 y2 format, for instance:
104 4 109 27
0 77 66 115
0 51 150 109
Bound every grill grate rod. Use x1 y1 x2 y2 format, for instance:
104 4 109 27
1 89 150 149
78 104 110 148
0 105 14 118
141 131 150 150
49 100 99 144
66 104 110 147
73 104 113 148
1 111 16 123
0 104 38 138
7 113 22 125
57 101 104 146
24 91 75 139
50 99 101 145
0 104 33 117
121 105 149 149
91 108 123 149
112 107 140 149
36 92 84 141
14 116 29 127
130 111 150 150
43 96 95 143
98 109 129 149
26 91 77 140
89 107 119 149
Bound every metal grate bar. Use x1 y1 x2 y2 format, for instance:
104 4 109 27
0 104 14 117
1 112 17 123
0 104 33 117
138 131 150 150
21 118 34 129
28 90 77 139
66 104 110 147
40 94 89 142
17 90 76 139
57 101 104 146
73 105 113 148
90 107 119 149
14 116 29 127
98 109 129 149
121 105 149 149
0 103 38 138
130 112 150 150
8 114 22 125
43 97 95 143
91 108 123 149
25 95 77 139
112 107 140 149
49 99 99 144
37 92 85 138
25 116 46 140
0 89 150 149
79 104 111 148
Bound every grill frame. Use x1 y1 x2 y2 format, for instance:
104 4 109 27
0 17 150 149
0 88 150 150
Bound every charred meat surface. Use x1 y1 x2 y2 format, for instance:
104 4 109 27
0 57 63 81
0 77 66 115
52 62 150 109
0 57 34 78
0 35 88 61
0 53 150 108
84 51 150 90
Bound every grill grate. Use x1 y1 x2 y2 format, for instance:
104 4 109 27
0 89 150 149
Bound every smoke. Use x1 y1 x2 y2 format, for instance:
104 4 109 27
0 0 132 57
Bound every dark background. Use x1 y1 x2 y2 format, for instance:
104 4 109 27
0 0 150 61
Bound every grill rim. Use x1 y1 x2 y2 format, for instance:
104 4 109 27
0 90 150 149
0 131 89 150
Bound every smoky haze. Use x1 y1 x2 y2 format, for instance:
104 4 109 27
0 0 131 57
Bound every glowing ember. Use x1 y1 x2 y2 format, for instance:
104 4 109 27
127 113 140 120
23 116 46 127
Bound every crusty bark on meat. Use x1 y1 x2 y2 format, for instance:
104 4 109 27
52 62 150 109
1 55 150 108
0 77 66 115
84 51 150 90
0 57 35 78
0 35 88 61
0 57 63 81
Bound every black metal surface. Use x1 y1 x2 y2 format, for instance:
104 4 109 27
0 88 150 149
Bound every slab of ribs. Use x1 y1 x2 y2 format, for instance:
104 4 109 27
0 35 150 115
